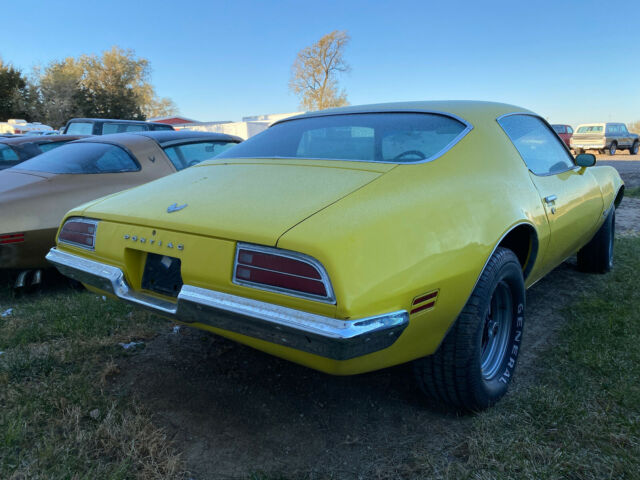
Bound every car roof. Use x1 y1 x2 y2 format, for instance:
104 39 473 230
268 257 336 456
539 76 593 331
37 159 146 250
65 118 168 126
0 134 87 145
75 130 242 151
273 100 535 127
131 130 243 145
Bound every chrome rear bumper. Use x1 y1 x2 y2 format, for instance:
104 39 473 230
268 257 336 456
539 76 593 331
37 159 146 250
46 248 408 360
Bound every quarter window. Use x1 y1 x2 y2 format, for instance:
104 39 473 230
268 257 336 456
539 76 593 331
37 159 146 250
163 141 239 170
499 115 575 176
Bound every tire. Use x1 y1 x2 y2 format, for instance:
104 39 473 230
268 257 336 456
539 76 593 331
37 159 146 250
631 141 639 155
609 142 617 156
414 247 525 411
577 209 615 273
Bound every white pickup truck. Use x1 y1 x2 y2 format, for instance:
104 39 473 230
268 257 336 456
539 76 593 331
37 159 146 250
0 119 54 135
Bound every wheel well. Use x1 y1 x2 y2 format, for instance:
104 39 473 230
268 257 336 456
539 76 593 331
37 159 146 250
498 224 538 280
614 186 624 208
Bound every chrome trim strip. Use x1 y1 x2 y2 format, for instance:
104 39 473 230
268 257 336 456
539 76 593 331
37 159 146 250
226 110 474 166
233 242 336 304
46 248 408 360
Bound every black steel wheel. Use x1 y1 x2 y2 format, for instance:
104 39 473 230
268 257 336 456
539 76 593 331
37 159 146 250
414 247 526 411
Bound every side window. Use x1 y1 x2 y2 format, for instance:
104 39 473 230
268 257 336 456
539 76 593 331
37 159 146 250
0 144 19 169
552 125 565 134
498 115 575 176
163 141 239 170
567 126 573 134
619 124 628 134
65 122 94 135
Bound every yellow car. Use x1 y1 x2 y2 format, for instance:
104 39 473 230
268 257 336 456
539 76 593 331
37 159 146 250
46 101 624 410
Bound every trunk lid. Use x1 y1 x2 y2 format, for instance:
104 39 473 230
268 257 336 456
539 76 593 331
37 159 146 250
82 159 393 246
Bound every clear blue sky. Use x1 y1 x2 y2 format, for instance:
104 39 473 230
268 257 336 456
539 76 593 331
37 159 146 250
2 0 638 125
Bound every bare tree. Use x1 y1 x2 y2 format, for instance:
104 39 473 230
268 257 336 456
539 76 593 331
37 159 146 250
629 120 640 135
289 31 350 111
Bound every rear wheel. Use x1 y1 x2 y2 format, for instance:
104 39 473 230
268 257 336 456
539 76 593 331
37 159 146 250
630 141 639 155
414 247 525 411
577 209 615 273
609 142 617 156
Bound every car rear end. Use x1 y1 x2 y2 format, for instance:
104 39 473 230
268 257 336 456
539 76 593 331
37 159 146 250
571 123 607 151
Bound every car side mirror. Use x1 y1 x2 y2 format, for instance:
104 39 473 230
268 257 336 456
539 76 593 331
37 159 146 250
575 153 596 167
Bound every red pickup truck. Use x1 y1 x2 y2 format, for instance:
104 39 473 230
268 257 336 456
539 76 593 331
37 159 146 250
551 124 573 148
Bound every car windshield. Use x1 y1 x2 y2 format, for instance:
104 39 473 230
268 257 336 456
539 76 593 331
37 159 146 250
577 126 603 133
16 142 140 174
216 112 468 163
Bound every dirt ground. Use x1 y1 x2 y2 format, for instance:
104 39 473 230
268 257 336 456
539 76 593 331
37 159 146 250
112 160 640 479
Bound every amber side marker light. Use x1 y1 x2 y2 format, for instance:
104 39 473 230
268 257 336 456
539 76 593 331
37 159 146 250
0 233 25 245
411 290 439 314
233 243 335 303
58 218 98 250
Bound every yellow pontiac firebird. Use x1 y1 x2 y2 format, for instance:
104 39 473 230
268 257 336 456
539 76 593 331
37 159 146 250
46 101 624 410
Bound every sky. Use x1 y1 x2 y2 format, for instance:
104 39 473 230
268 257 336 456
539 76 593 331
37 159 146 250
2 0 639 126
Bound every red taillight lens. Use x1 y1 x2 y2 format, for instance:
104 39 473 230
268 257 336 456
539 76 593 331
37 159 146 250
234 244 334 302
58 218 98 250
0 233 25 245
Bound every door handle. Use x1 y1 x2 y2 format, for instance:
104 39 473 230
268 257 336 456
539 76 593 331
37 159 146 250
544 195 557 204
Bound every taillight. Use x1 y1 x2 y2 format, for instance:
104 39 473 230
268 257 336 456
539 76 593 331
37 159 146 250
58 218 98 250
0 233 25 245
233 243 335 303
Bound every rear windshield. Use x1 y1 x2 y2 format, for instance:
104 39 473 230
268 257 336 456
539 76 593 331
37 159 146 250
16 142 140 174
577 126 603 133
217 112 468 163
102 123 147 134
65 122 94 135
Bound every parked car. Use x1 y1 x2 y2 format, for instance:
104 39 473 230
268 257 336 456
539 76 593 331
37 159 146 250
570 122 639 155
0 135 86 171
46 101 623 410
551 124 573 148
0 131 241 285
62 118 175 135
0 119 54 135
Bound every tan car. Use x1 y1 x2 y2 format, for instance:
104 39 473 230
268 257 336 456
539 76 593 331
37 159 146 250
0 131 241 285
570 122 639 155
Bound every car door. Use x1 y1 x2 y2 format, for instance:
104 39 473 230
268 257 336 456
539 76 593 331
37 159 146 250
499 114 604 269
618 124 631 148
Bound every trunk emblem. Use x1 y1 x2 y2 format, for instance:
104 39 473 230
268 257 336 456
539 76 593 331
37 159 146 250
167 203 188 213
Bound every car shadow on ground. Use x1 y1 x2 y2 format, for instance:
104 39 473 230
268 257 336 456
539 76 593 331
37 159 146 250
109 259 599 479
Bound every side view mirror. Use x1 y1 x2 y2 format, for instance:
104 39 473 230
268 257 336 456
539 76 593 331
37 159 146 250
575 153 596 167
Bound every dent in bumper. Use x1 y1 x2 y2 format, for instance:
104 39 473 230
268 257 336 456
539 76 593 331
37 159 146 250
46 248 409 360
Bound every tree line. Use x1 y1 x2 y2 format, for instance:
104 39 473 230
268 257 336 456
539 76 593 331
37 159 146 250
0 46 177 128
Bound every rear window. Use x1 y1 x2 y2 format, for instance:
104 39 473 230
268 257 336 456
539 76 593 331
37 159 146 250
163 141 239 170
577 126 603 133
102 123 147 134
217 112 468 163
552 125 566 134
17 142 140 174
151 124 175 131
65 122 94 135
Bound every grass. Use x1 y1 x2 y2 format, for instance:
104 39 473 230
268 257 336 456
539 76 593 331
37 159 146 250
408 237 640 479
2 238 640 479
0 282 187 479
624 186 640 198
